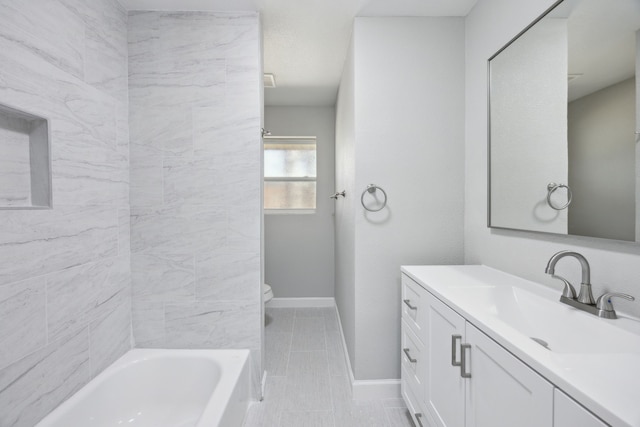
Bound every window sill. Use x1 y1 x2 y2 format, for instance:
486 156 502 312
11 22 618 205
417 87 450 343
265 209 316 215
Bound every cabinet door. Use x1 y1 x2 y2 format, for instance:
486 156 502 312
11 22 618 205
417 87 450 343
553 389 607 427
465 324 553 427
424 292 466 427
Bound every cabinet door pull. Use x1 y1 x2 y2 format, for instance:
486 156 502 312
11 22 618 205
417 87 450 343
460 343 472 378
415 413 425 427
451 334 462 366
403 299 417 310
403 348 417 363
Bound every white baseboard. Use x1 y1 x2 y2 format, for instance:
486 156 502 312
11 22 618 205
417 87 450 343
333 303 401 400
267 297 335 308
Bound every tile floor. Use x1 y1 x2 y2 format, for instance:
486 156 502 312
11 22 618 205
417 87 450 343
243 306 415 427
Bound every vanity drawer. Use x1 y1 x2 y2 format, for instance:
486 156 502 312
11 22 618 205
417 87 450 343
402 364 432 427
401 319 425 401
402 274 426 343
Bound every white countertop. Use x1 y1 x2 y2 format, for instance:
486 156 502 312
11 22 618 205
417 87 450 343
401 265 640 427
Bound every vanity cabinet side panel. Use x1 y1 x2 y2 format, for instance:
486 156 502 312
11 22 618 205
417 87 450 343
465 323 553 427
553 389 608 427
424 291 466 427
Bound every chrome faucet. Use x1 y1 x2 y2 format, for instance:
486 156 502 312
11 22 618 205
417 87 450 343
545 250 635 319
545 250 594 304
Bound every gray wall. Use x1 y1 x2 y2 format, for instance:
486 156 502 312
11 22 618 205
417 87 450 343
336 17 466 381
264 106 336 298
127 11 263 392
0 1 131 425
568 77 636 241
465 0 640 318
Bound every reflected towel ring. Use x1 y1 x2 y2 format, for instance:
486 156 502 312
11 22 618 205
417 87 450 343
361 184 387 212
547 183 572 210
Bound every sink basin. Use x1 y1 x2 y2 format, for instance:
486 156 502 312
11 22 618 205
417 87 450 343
447 285 640 355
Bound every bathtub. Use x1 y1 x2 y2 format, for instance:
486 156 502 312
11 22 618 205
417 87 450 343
36 349 251 427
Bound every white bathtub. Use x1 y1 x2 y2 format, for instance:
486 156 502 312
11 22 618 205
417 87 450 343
36 349 251 427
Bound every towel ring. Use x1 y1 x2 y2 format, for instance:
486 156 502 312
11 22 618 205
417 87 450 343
547 183 572 210
361 184 387 212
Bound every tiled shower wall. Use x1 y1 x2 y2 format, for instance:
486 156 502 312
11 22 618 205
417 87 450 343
0 1 131 426
127 11 262 389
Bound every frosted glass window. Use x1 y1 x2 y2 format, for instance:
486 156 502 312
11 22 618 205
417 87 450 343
264 137 316 210
264 181 316 210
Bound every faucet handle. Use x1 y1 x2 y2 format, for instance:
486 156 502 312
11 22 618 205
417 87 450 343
550 274 577 300
596 292 635 319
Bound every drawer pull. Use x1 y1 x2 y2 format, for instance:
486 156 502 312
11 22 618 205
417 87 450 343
403 299 417 310
451 335 462 366
415 413 425 427
403 348 417 363
460 343 472 378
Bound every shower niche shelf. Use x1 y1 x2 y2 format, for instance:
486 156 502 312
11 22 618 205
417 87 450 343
0 103 51 209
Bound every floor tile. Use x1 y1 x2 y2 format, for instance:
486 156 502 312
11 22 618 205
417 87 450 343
287 351 329 376
385 407 415 427
323 309 340 332
291 317 326 351
329 375 353 413
284 373 333 412
325 330 348 376
279 410 335 427
243 401 280 427
265 307 295 333
382 398 408 408
294 307 327 318
265 331 291 377
333 400 389 427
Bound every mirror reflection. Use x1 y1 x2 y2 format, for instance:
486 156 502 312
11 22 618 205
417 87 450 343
489 0 640 242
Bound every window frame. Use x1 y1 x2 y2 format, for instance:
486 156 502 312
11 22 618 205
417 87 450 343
263 135 317 214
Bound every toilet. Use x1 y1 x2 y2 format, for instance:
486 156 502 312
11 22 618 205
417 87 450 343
263 283 274 304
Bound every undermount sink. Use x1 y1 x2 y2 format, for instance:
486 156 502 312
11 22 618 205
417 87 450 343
446 283 640 355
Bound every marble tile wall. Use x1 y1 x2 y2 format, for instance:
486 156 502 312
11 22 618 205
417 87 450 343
127 11 262 394
0 1 131 426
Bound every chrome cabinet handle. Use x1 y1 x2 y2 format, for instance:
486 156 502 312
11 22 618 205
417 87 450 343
403 299 417 310
415 413 425 427
460 343 472 378
403 348 417 363
451 335 462 366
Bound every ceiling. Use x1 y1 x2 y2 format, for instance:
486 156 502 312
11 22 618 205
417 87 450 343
119 0 478 106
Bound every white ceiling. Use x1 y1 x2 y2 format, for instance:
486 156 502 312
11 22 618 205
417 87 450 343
119 0 478 106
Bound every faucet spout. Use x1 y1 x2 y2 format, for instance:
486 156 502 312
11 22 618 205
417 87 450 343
545 250 595 304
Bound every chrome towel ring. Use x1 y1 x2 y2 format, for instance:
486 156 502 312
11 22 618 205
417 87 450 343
361 184 387 212
547 183 572 210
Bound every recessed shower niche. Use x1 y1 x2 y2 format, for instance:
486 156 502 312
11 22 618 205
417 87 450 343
0 103 51 209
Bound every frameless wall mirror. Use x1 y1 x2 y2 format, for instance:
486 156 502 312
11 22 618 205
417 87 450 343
488 0 640 242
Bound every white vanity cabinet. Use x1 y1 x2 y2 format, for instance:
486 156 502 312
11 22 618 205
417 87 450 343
554 390 608 427
400 265 634 427
402 272 555 427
